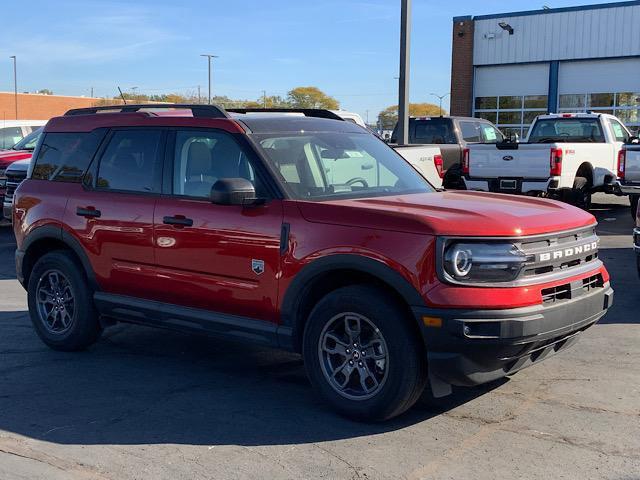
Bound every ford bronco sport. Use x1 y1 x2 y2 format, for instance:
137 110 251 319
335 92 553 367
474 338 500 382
13 105 613 421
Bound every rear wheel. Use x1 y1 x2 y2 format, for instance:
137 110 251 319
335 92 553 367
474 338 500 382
630 195 639 221
27 251 102 351
303 285 427 421
562 176 592 210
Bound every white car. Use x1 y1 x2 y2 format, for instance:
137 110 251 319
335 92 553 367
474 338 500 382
331 110 366 128
464 113 633 208
0 120 47 150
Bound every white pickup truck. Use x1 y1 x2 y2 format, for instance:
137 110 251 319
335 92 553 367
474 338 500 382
392 144 444 189
464 113 633 209
618 143 640 219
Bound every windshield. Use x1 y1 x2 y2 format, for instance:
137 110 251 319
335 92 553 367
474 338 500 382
12 128 43 151
251 131 433 200
528 118 605 143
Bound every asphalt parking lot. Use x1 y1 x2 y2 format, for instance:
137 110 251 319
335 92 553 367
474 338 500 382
0 194 638 480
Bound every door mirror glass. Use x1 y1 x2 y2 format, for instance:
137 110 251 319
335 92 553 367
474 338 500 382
210 178 257 206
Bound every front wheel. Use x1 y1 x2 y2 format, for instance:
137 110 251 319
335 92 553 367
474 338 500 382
303 285 427 421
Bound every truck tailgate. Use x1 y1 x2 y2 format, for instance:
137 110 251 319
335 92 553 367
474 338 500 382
468 144 550 179
625 147 640 184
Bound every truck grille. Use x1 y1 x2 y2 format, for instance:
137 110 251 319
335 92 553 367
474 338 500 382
518 226 600 281
4 171 27 207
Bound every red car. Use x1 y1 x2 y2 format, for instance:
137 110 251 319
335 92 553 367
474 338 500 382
13 105 613 421
0 128 42 220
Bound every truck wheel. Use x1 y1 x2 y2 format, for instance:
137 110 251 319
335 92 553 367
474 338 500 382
27 251 102 351
563 176 592 210
443 164 466 190
630 195 639 221
303 285 427 421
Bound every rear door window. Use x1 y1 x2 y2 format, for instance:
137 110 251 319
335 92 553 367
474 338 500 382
32 130 106 182
96 129 163 193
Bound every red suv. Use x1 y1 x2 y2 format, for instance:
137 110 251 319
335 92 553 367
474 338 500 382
13 105 613 421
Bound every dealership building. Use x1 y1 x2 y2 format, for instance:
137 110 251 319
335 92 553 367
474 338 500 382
450 1 640 137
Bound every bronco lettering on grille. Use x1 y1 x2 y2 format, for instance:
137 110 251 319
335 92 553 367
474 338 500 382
537 241 599 262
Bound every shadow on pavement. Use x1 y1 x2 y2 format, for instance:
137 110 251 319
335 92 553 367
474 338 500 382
0 311 505 447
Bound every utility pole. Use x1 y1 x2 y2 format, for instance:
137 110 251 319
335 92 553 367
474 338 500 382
200 54 218 104
198 85 201 104
397 0 411 145
90 86 94 98
430 92 450 116
9 56 17 119
262 90 267 108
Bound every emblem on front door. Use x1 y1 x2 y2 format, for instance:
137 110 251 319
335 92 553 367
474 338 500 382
252 259 265 275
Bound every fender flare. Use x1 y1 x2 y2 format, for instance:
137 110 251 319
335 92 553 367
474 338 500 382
280 254 425 331
20 225 99 290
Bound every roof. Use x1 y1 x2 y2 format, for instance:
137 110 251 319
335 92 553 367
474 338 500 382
453 0 640 22
44 109 365 135
232 114 365 134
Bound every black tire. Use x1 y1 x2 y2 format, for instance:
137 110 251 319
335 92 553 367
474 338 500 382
27 251 102 351
443 163 466 190
630 195 639 222
562 176 592 210
302 285 427 421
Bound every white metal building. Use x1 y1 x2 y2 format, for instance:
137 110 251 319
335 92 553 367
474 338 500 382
450 1 640 137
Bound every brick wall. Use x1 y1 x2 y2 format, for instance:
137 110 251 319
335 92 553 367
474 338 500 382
0 92 98 120
450 18 475 117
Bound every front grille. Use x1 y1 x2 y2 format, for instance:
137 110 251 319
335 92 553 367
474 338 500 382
541 273 604 305
4 171 27 206
518 226 600 280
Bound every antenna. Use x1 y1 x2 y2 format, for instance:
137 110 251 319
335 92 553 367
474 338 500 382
117 86 127 105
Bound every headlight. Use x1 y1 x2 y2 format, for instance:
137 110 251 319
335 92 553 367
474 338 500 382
443 242 530 283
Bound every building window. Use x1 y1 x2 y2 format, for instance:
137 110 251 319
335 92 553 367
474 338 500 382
558 92 640 134
474 94 547 138
475 97 497 110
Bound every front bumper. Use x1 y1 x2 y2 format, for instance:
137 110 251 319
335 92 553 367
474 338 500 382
413 283 613 389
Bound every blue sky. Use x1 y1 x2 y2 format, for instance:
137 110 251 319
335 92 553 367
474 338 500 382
0 0 612 120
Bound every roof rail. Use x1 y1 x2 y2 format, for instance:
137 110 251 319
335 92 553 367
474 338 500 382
226 108 343 121
64 103 229 119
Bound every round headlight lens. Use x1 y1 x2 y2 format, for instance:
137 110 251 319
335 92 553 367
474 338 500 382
451 246 473 277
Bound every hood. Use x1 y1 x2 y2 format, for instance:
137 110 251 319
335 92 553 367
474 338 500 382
296 191 596 237
0 149 32 168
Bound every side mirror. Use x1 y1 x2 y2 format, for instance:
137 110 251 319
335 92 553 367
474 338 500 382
210 178 259 206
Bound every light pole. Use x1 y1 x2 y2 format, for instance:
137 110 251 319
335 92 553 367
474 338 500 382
9 56 17 119
200 54 218 104
397 0 411 145
430 92 450 116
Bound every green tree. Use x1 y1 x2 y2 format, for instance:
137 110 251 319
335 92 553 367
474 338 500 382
287 86 339 109
38 89 53 95
378 103 445 129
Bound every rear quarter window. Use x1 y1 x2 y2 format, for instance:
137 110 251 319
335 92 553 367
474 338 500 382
32 130 106 182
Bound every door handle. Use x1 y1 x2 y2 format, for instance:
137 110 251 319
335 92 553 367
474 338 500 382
163 215 193 227
76 207 101 218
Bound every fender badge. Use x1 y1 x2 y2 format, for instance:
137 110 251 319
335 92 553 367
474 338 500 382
252 259 265 275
